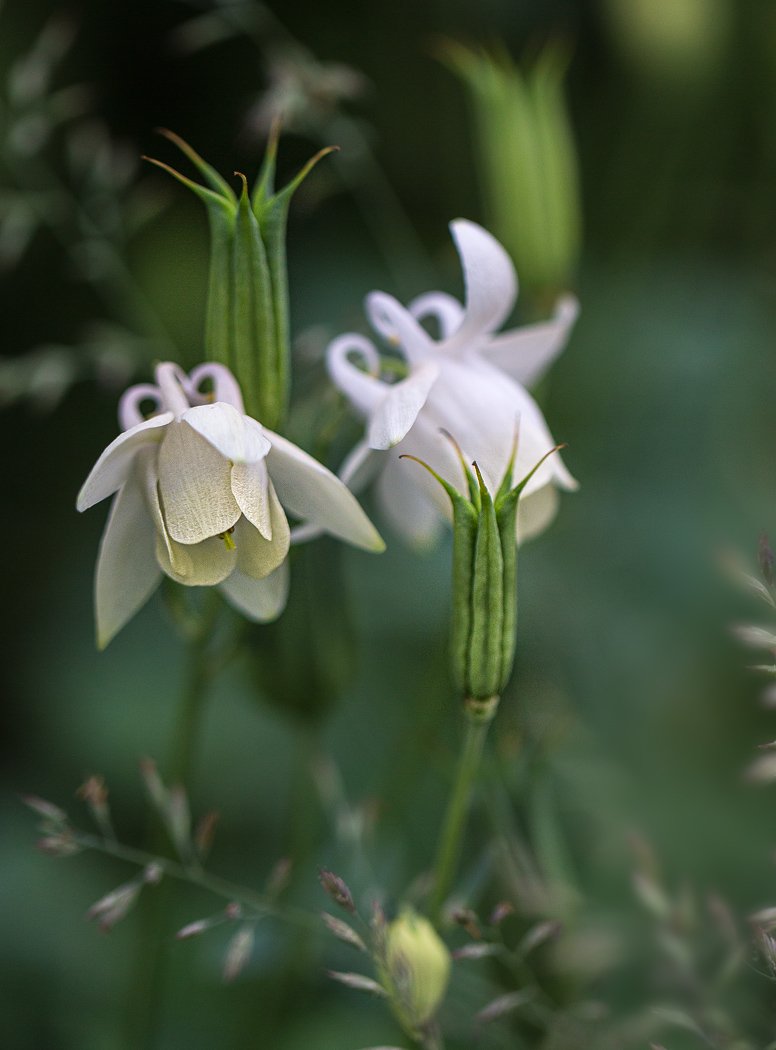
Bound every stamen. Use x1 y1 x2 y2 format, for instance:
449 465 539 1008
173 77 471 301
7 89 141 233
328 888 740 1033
219 527 237 551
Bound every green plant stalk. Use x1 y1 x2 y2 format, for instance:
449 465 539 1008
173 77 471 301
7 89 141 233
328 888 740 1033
123 593 222 1047
428 700 498 924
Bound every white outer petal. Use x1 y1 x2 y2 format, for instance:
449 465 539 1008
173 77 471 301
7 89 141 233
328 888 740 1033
220 561 290 623
182 403 271 464
326 334 386 416
340 439 384 493
445 219 517 351
265 431 385 552
479 295 579 387
288 440 383 547
94 468 162 649
367 362 439 450
376 451 444 549
517 485 561 544
157 420 240 544
409 291 465 339
77 412 173 512
423 358 576 496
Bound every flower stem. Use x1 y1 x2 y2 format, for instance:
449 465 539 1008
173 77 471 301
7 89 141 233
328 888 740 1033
428 698 499 925
122 594 222 1046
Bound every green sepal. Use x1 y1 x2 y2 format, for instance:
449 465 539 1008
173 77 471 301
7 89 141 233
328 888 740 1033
232 175 276 424
449 495 479 697
495 489 519 688
508 443 565 502
494 426 520 505
468 464 505 700
253 143 339 427
205 204 235 368
399 453 478 695
157 129 236 202
441 428 480 508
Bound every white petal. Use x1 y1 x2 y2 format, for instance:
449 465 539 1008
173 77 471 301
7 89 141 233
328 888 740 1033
234 484 290 579
231 457 272 539
339 440 382 493
480 295 579 387
326 334 386 416
77 413 173 512
188 362 245 412
156 532 237 586
376 451 444 549
409 291 465 339
445 219 517 351
94 469 162 649
220 561 290 623
287 442 382 547
366 292 434 365
367 362 439 450
265 431 385 552
157 420 240 544
517 484 560 544
182 403 270 464
423 358 576 495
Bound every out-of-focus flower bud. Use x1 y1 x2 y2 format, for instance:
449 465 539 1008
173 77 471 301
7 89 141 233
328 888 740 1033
440 42 581 303
376 907 451 1036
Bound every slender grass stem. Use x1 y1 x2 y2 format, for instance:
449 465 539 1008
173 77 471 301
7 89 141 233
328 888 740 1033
72 829 318 932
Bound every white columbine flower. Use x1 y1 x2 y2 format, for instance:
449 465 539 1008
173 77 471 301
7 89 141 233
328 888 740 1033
326 219 579 546
77 361 383 648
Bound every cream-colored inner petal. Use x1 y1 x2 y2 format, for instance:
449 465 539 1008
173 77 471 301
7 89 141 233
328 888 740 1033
158 420 240 544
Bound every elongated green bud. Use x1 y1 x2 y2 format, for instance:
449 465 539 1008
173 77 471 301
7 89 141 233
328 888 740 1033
439 41 581 303
403 438 564 711
145 128 334 429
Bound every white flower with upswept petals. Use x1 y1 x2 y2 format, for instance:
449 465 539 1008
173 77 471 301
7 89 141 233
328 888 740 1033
78 361 383 648
327 219 579 547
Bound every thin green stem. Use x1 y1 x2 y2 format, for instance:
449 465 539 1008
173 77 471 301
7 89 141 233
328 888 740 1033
122 593 222 1048
72 829 318 932
428 702 497 925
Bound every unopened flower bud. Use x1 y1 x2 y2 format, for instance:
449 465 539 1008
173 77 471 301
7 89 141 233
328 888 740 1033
145 128 334 430
404 437 563 710
376 907 451 1036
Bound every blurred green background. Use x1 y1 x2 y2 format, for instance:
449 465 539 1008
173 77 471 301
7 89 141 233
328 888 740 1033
3 0 776 1047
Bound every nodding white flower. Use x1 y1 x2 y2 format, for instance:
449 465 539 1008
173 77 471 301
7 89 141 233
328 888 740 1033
77 362 383 648
327 219 578 547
